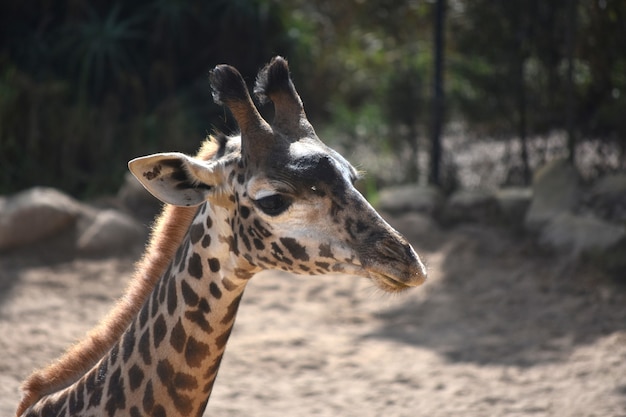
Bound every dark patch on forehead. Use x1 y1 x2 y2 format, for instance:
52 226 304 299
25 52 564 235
266 151 354 200
285 153 340 186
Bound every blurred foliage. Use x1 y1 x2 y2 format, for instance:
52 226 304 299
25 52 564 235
0 0 293 196
1 0 625 196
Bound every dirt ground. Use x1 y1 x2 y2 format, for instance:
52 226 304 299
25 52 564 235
1 212 625 417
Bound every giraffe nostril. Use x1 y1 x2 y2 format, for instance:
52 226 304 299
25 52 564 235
377 239 411 262
369 237 427 288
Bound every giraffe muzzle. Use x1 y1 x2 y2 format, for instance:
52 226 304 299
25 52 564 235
361 236 427 293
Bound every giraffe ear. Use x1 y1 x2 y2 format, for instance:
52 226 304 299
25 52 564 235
128 152 227 207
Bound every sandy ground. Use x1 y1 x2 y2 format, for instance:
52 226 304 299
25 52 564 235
1 212 625 417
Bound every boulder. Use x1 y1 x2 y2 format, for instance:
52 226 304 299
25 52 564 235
377 185 444 216
440 188 498 225
117 172 162 222
539 212 626 258
385 212 442 251
587 236 626 282
494 187 533 229
77 209 146 257
590 173 626 198
525 158 579 232
0 187 83 251
585 173 626 224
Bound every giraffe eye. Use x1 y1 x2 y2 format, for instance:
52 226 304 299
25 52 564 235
254 194 291 216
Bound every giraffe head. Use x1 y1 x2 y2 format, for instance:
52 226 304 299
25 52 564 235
129 57 426 292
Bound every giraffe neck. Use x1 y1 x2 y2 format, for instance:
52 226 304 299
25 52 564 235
16 140 223 417
22 207 258 417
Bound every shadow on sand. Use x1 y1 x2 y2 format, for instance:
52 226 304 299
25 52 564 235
367 214 626 367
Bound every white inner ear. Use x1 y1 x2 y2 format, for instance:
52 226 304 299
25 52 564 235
128 153 212 207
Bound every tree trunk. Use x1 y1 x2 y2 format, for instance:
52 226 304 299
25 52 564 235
429 0 445 186
565 0 578 164
517 54 530 186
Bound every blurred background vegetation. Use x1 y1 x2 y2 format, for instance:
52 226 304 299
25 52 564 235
1 0 624 197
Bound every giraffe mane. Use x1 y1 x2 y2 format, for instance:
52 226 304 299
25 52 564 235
16 137 223 416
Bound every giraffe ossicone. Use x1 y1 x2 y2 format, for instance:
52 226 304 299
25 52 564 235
17 56 426 417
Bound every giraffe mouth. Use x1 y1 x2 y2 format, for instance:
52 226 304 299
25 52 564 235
328 258 426 293
366 270 423 293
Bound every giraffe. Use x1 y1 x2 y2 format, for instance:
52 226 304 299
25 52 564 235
16 56 427 417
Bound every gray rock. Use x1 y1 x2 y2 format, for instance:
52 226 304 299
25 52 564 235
494 187 533 228
525 159 579 232
117 172 162 222
77 209 146 256
441 188 498 225
585 173 626 223
377 185 444 215
385 212 442 251
587 236 626 282
590 173 626 199
0 187 83 251
539 212 626 257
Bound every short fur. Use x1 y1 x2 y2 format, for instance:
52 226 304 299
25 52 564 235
254 56 296 104
209 64 252 106
15 138 221 417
